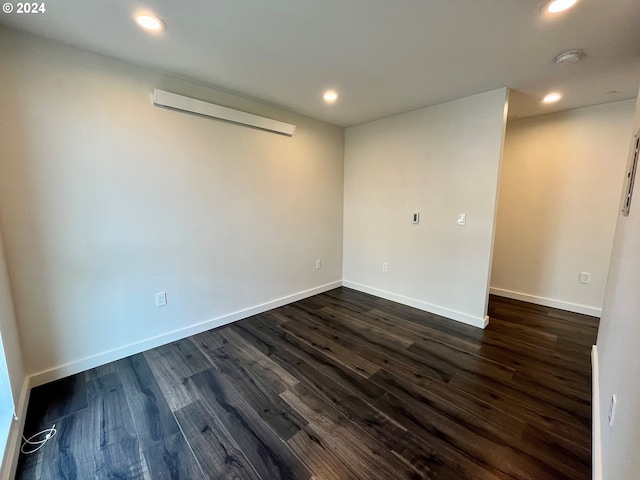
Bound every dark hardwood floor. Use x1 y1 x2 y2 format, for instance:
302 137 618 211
15 288 598 479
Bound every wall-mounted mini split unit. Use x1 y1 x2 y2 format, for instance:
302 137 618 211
152 89 296 136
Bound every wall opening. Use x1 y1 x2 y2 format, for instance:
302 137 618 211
0 331 14 464
490 102 635 317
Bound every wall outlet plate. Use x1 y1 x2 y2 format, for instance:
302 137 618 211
155 291 167 307
579 272 591 284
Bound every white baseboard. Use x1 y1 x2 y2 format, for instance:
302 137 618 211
343 281 488 329
592 345 602 480
28 281 342 387
3 279 493 475
489 287 601 317
0 379 30 480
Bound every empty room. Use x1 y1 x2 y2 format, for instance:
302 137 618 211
1 1 639 479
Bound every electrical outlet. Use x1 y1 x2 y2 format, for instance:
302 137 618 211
155 291 167 307
382 262 389 272
315 259 322 269
579 272 591 284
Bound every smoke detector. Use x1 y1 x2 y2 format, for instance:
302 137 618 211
554 50 583 64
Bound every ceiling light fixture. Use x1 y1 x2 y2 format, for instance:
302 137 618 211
542 92 562 104
554 49 583 64
323 90 338 104
546 0 578 13
135 13 166 32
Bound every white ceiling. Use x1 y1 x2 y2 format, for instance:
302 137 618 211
1 0 639 127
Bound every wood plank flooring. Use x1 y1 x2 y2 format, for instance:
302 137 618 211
15 288 598 479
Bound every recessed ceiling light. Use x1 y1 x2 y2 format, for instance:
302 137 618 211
323 90 338 104
542 92 562 104
546 0 578 13
135 13 166 32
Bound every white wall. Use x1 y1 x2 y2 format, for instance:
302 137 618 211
343 88 509 327
491 101 635 316
0 27 344 382
595 92 640 480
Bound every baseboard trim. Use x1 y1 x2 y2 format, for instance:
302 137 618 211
489 287 601 317
28 281 342 388
343 281 488 329
592 345 602 480
0 379 30 480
